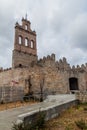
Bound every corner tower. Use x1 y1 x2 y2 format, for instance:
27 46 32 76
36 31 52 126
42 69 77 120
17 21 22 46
12 17 37 68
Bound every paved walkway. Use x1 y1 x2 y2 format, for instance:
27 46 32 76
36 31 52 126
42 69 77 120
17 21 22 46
0 94 76 130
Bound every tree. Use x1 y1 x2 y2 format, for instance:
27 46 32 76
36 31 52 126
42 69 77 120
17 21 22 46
40 78 44 102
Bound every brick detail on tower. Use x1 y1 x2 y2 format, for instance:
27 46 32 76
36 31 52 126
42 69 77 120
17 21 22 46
12 17 37 68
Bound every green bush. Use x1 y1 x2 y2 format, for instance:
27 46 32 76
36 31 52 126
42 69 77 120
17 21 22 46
23 93 33 102
34 111 46 128
0 100 4 104
80 102 87 106
12 122 29 130
75 119 87 130
84 107 87 111
12 111 46 130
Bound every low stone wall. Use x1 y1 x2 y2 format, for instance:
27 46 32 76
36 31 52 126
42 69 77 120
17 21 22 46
76 91 87 103
18 99 78 124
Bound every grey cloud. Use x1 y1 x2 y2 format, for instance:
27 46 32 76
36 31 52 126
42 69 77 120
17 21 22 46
68 13 87 50
0 0 87 68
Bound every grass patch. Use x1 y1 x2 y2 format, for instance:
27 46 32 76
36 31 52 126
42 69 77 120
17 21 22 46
45 104 87 130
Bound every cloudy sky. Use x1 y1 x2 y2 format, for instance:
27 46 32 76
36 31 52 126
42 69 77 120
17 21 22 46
0 0 87 68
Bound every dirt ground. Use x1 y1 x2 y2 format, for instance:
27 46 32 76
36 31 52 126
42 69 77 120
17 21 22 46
0 100 37 111
45 104 87 130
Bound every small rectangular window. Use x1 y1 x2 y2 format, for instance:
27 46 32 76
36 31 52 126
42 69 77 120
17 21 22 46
25 38 28 46
31 40 34 48
19 36 22 44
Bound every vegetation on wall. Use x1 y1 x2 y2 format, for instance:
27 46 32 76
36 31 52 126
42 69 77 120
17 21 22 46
12 111 46 130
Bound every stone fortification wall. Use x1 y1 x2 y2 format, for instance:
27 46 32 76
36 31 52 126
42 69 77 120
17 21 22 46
38 54 71 71
0 67 68 95
0 55 70 95
76 91 87 103
0 54 87 95
71 63 87 72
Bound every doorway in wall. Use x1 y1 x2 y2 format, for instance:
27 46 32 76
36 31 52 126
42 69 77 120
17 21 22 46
69 77 79 91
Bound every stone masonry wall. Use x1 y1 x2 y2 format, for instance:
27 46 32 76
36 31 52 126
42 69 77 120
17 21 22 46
12 50 37 68
0 86 24 103
76 91 87 103
0 54 86 96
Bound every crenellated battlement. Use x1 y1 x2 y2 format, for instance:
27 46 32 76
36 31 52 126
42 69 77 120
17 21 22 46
71 63 87 73
38 53 55 66
0 67 3 72
0 67 12 73
38 54 87 73
39 53 55 62
3 67 12 72
55 57 71 71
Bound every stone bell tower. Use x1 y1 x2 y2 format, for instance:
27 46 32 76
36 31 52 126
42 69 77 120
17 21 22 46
12 16 37 68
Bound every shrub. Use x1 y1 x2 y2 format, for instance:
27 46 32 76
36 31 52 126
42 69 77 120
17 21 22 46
34 111 46 129
84 107 87 111
0 99 4 104
75 119 87 130
12 111 46 130
23 93 34 102
12 122 27 130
